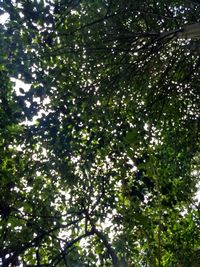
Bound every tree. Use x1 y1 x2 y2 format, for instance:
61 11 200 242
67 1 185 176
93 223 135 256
0 0 200 266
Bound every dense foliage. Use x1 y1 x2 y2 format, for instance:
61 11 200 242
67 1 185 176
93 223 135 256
0 0 200 266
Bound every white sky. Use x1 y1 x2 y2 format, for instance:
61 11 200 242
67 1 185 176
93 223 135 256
0 13 9 25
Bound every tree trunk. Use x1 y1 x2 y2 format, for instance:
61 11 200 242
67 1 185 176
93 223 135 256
178 23 200 39
92 226 120 267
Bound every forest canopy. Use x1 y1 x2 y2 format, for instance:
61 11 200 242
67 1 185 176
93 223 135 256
0 0 200 266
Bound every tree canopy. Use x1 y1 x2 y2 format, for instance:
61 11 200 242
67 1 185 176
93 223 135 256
0 0 200 266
